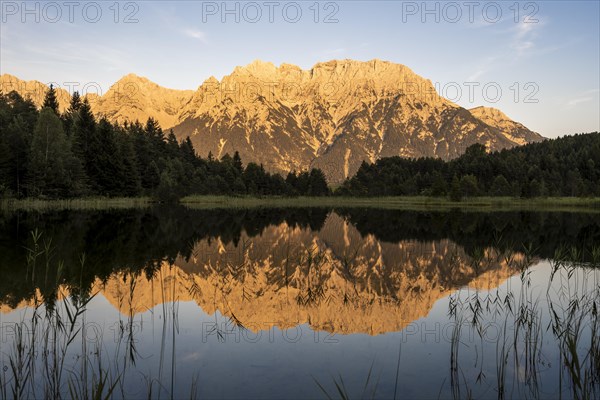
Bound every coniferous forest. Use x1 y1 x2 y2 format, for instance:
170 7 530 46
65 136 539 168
0 87 330 200
336 132 600 198
1 86 599 201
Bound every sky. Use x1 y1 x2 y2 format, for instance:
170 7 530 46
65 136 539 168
1 0 599 138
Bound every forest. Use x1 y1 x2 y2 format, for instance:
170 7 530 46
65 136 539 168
337 132 600 198
1 86 599 201
0 86 330 200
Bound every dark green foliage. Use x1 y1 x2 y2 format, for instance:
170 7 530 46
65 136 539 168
89 118 129 195
460 174 479 197
1 88 333 200
490 175 512 196
337 133 600 198
3 86 598 201
27 108 83 197
449 175 462 202
430 171 448 196
71 97 96 192
0 91 37 197
308 168 330 196
155 159 186 203
42 84 60 115
233 151 243 173
63 91 82 136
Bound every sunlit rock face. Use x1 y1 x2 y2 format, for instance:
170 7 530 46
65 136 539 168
172 59 543 184
2 60 542 184
64 213 526 335
0 74 72 113
89 74 194 129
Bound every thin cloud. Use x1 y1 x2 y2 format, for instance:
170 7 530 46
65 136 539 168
466 18 546 80
511 20 541 56
566 97 593 108
565 89 600 108
566 89 599 108
183 29 207 43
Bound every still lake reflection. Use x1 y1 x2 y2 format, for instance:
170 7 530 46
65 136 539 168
0 207 598 399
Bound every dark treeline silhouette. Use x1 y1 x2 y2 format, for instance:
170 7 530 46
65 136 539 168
2 86 599 200
337 133 600 198
1 207 598 307
0 87 330 200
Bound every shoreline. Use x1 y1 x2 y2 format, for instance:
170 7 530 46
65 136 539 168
1 196 599 212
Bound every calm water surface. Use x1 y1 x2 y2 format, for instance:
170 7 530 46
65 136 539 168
0 207 598 399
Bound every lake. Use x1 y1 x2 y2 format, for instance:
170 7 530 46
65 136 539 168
0 207 598 399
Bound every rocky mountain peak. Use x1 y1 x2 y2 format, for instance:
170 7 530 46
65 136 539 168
469 106 540 146
1 74 71 112
470 106 512 124
1 61 544 183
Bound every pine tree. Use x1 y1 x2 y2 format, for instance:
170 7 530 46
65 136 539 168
145 117 162 137
43 84 60 115
4 116 32 197
63 91 82 136
89 118 123 195
115 128 141 196
180 137 197 166
0 92 39 197
166 130 179 159
308 168 330 196
233 151 243 174
71 98 96 192
28 108 76 197
72 98 96 157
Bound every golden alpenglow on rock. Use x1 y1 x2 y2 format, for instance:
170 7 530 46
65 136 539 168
1 60 543 183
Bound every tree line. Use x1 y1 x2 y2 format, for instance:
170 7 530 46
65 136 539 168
337 132 600 199
2 86 599 200
0 87 330 200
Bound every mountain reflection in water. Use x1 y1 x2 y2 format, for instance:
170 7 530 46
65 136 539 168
0 207 598 399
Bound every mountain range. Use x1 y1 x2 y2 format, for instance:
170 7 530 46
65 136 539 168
1 59 543 183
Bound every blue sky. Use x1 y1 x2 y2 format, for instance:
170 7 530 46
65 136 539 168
1 1 598 137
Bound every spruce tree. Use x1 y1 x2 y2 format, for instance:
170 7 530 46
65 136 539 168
43 84 60 115
181 137 196 160
90 118 122 195
114 128 141 196
308 168 329 196
72 98 96 157
233 151 243 174
63 91 82 136
28 108 75 197
166 130 179 159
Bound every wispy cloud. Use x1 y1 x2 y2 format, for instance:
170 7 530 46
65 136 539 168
566 89 599 108
183 29 207 43
467 18 546 80
466 55 500 81
566 97 593 108
511 20 540 56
